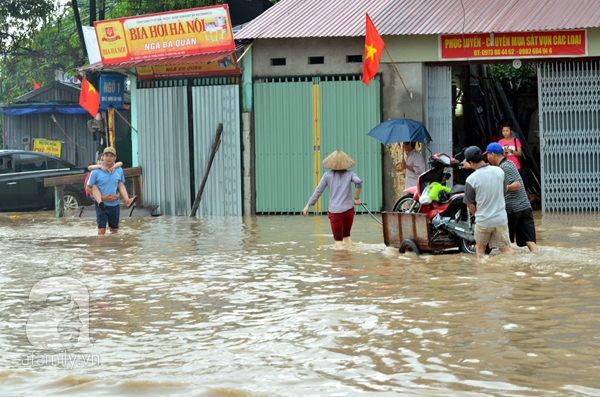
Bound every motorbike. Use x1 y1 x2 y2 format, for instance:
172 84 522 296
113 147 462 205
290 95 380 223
392 152 477 254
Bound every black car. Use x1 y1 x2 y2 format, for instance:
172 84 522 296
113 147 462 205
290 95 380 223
0 150 92 212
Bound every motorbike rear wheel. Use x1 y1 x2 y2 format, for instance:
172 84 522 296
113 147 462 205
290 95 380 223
459 238 476 255
459 239 492 255
392 194 420 213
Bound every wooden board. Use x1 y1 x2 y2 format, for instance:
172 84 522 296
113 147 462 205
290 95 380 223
74 204 161 218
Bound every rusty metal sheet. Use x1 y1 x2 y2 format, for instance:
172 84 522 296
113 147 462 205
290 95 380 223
382 212 401 247
403 213 430 250
382 212 431 249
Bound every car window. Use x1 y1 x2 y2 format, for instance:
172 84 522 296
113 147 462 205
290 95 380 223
20 154 47 172
46 156 70 170
0 155 15 174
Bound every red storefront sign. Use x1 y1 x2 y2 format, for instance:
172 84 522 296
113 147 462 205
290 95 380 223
440 30 586 60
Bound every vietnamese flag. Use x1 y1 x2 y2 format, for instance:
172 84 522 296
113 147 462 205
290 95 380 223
362 14 385 86
79 78 100 117
33 82 41 90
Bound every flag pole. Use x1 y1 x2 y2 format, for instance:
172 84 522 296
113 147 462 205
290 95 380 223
383 46 413 100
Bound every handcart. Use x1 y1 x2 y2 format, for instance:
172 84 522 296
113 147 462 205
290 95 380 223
382 211 475 255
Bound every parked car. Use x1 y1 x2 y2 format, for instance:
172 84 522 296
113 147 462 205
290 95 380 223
0 150 92 212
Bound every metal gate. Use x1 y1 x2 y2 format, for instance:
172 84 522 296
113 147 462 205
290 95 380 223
254 75 382 213
425 66 453 157
138 83 191 216
137 78 241 216
538 61 600 212
191 81 241 216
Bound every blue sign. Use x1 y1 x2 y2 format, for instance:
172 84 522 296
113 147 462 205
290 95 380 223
99 74 125 108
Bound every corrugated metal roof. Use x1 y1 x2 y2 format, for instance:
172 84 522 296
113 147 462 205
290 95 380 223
15 81 80 103
235 0 600 39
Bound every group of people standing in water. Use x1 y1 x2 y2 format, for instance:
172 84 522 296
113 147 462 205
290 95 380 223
302 121 537 259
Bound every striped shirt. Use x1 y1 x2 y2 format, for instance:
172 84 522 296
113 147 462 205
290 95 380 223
499 158 531 213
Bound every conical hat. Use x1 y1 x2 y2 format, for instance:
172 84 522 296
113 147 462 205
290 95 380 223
322 150 355 170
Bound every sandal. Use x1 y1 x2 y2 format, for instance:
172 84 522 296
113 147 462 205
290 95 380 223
126 195 138 208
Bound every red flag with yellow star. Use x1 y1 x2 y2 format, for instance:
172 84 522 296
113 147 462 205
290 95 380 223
362 14 385 86
79 78 100 117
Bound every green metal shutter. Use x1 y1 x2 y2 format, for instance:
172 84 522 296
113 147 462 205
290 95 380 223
254 76 381 214
319 77 382 212
255 79 314 213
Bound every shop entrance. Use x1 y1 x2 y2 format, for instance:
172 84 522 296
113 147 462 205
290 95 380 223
428 60 600 212
425 63 540 207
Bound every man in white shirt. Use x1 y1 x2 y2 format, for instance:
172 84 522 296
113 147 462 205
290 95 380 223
396 142 426 189
462 145 515 259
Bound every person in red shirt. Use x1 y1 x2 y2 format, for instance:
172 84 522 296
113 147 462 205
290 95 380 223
497 122 523 170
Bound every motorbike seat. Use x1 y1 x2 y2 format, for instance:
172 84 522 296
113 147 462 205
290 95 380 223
436 190 452 204
450 184 465 194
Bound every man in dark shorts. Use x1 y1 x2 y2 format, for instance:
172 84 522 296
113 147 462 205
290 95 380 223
462 146 515 259
87 147 128 235
485 142 538 252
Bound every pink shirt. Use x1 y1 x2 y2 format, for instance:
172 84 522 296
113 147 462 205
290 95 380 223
498 137 522 170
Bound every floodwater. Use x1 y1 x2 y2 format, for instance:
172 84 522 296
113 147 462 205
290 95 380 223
1 210 600 397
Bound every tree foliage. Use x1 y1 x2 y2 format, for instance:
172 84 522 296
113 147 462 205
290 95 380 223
0 3 83 102
0 0 276 103
0 0 56 57
487 63 537 92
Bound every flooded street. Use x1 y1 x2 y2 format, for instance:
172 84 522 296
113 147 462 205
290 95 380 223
1 210 600 396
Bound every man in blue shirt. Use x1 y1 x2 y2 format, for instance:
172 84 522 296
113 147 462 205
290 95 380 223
87 147 129 235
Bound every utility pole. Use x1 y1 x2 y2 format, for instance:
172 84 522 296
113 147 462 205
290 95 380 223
90 0 96 26
71 0 88 60
99 0 105 21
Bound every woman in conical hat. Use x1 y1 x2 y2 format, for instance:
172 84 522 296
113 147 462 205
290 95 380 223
303 150 363 248
322 149 356 170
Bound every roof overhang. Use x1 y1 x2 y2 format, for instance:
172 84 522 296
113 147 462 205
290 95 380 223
80 46 243 73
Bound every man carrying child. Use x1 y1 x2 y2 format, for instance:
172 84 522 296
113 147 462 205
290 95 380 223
87 147 136 235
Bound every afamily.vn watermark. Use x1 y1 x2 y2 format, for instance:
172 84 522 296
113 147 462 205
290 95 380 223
26 276 92 349
21 351 100 369
19 276 100 369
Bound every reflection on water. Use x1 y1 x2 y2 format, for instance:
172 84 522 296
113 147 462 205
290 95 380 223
1 210 600 396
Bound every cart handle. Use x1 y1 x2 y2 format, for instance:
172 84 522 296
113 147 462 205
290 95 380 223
361 203 383 225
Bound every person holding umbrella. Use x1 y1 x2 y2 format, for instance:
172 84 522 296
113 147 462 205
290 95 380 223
396 142 426 188
366 118 431 188
303 150 363 249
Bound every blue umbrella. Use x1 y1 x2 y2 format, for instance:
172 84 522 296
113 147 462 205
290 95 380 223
367 118 433 144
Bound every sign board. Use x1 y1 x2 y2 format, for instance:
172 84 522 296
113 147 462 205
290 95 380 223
100 74 125 108
83 26 102 65
94 5 234 65
136 54 239 79
440 30 587 60
32 139 62 158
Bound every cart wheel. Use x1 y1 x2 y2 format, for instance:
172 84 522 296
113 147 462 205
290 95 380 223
399 239 421 255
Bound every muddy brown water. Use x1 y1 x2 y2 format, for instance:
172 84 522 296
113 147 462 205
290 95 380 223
1 210 599 396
